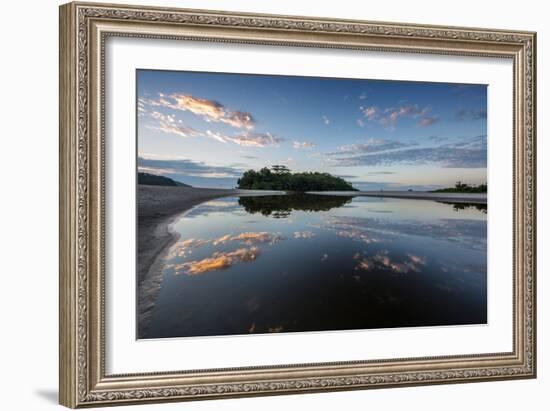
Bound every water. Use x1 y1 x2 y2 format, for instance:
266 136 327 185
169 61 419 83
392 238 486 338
143 194 487 339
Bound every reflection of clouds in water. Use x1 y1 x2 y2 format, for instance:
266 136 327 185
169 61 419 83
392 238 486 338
184 201 242 218
219 232 283 246
169 231 283 258
336 229 380 244
327 216 486 250
172 247 259 275
268 326 283 333
293 231 315 239
354 250 427 274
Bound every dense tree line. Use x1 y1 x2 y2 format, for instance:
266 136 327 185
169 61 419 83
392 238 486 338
237 165 356 192
432 181 487 193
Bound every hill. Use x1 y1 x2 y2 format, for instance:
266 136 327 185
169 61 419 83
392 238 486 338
137 172 190 187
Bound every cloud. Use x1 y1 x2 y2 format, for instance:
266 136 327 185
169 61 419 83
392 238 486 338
293 231 315 239
356 118 365 127
241 155 259 159
360 106 378 121
140 93 255 129
329 135 486 169
213 232 283 246
329 138 409 155
174 247 259 275
360 104 436 130
293 141 315 149
418 116 440 127
322 115 330 125
137 156 244 178
455 108 487 121
359 92 368 100
206 130 284 147
146 111 202 138
354 250 426 274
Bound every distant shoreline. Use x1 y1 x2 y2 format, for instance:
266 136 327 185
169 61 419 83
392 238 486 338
307 190 487 204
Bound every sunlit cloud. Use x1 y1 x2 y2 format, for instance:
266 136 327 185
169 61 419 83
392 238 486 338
174 247 259 275
141 93 256 129
293 141 316 149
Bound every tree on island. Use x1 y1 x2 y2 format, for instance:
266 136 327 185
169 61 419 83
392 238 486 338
237 166 356 192
432 181 487 193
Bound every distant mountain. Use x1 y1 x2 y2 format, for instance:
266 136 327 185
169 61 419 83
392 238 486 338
137 172 191 187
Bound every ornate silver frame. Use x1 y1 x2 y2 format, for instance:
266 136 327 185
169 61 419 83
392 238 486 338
59 2 536 408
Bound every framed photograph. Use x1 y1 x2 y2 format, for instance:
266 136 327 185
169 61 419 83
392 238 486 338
59 2 537 408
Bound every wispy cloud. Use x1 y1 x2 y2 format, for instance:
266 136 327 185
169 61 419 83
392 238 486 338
322 115 330 125
138 156 244 178
329 138 410 155
293 141 316 149
147 111 202 138
455 108 487 121
418 116 440 127
360 104 437 129
206 130 284 147
328 135 486 169
358 92 368 100
140 93 255 129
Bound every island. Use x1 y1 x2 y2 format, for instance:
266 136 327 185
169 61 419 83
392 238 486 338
237 165 357 191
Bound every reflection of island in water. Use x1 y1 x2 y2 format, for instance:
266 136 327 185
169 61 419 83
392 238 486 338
440 202 487 214
238 194 353 218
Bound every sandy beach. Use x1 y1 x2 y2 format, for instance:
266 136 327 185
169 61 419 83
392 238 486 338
308 190 487 203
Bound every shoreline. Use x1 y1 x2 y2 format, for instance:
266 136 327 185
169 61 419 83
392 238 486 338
307 190 487 204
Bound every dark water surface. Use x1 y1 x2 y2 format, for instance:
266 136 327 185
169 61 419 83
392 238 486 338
143 194 487 339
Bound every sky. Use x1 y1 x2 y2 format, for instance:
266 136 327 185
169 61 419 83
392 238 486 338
137 69 487 190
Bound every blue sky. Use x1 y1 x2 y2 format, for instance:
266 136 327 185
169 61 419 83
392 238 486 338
137 69 487 190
